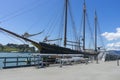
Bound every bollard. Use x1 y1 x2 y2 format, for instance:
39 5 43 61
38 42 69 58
117 58 119 66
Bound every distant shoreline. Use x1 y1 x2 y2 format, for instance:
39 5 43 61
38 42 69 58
0 51 38 53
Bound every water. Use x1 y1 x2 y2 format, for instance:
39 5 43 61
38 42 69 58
0 52 33 68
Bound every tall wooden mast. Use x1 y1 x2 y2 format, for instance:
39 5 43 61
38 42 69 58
64 0 68 47
83 0 86 51
94 10 97 52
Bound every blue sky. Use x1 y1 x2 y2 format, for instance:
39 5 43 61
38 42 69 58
0 0 120 50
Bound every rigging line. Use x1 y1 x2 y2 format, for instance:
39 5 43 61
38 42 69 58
1 32 17 43
0 0 50 23
78 13 83 50
97 19 106 49
40 15 57 42
0 31 25 44
57 14 64 45
75 11 84 50
29 37 41 43
45 15 59 36
25 0 59 33
79 12 84 39
43 0 62 37
45 14 58 37
14 36 26 44
49 11 62 37
68 0 78 42
57 21 63 46
57 1 65 46
94 11 106 50
0 0 40 20
44 11 58 37
41 13 57 39
86 12 95 49
25 18 45 33
7 32 26 44
45 4 63 37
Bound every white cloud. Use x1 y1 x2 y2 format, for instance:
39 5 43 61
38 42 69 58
102 27 120 41
106 42 120 50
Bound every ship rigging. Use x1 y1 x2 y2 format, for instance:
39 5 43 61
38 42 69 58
0 0 102 57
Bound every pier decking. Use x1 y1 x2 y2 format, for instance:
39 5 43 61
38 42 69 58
0 61 120 80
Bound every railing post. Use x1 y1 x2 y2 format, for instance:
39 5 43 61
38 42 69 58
26 57 31 65
27 57 28 65
117 56 119 66
16 57 18 66
34 55 35 65
29 57 31 65
4 57 6 67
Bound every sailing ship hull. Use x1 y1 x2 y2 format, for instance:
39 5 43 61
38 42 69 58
39 42 97 56
39 42 80 54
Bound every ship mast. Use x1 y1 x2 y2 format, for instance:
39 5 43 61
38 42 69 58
64 0 68 47
95 10 97 52
83 0 86 51
95 11 99 64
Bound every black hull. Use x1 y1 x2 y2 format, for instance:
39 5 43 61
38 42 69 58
39 42 96 56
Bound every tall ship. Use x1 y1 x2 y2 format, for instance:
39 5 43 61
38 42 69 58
0 0 100 57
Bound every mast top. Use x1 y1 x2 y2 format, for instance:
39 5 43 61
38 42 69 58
95 10 97 19
83 0 86 11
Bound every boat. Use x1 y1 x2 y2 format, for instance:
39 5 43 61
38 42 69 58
0 0 99 56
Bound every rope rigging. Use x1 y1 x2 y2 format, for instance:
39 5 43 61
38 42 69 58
57 2 65 46
0 0 50 23
0 0 40 20
68 1 78 42
67 0 80 50
97 15 106 50
25 0 59 33
0 0 52 44
0 0 105 53
42 0 65 45
42 0 80 49
0 30 26 44
79 1 96 50
86 12 95 49
78 12 84 49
